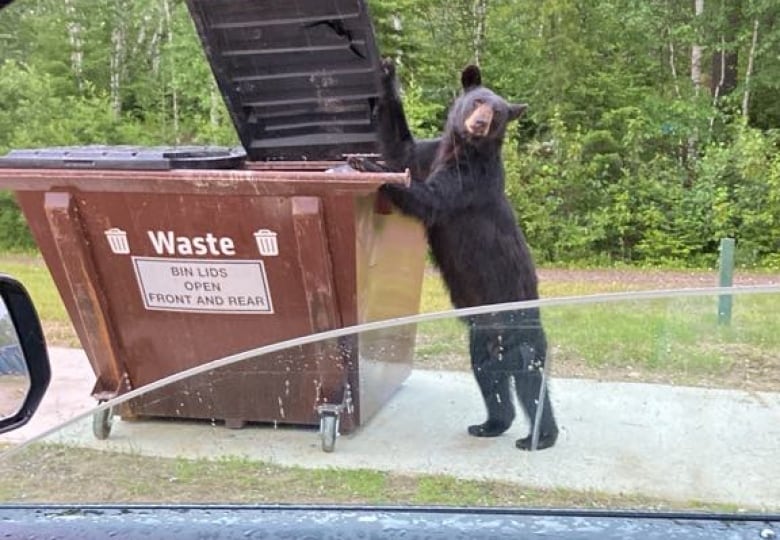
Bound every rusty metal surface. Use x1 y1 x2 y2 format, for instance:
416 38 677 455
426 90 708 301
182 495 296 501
186 0 384 161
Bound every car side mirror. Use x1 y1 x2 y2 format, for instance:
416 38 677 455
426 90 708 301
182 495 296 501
0 274 50 434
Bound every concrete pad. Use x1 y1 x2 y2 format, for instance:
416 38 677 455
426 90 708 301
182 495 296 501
0 347 95 445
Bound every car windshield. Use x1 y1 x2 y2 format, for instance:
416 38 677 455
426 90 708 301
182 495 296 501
1 287 778 511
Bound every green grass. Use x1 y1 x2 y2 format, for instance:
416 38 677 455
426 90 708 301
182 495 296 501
413 279 780 389
550 294 780 369
0 444 746 511
0 254 68 322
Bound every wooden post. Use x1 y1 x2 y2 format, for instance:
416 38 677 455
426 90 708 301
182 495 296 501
718 238 735 325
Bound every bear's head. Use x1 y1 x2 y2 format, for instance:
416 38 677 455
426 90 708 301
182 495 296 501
445 65 527 148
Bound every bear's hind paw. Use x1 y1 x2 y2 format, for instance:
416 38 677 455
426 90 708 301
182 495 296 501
467 420 512 438
515 429 558 451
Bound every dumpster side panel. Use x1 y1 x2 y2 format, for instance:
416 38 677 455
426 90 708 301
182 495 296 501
41 192 132 400
320 195 361 432
354 197 427 424
14 191 113 394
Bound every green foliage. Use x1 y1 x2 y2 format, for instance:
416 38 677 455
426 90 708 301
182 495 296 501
506 111 780 267
0 192 34 251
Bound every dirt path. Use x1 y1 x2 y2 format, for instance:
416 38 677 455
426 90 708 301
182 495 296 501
538 267 780 290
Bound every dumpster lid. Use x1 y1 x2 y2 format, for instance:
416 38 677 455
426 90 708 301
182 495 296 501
186 0 383 162
0 145 247 170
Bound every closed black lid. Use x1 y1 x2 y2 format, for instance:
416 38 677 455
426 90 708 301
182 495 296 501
186 0 383 161
0 145 247 170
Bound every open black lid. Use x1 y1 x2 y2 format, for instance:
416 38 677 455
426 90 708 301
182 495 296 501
186 0 383 162
0 146 247 170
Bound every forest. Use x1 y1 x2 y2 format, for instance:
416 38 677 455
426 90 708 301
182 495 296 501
0 0 778 267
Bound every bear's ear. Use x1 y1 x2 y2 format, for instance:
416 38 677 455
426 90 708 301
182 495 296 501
461 65 482 90
508 103 528 121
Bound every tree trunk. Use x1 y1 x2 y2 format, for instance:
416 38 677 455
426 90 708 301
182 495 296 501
472 0 488 66
162 0 179 143
150 6 163 76
109 2 126 119
64 0 83 92
210 83 220 138
710 0 740 99
742 18 759 119
688 0 705 170
668 31 681 98
690 0 704 95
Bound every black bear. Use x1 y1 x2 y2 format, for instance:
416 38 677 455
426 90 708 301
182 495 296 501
355 60 559 450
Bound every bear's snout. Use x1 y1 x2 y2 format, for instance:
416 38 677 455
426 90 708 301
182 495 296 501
465 103 494 136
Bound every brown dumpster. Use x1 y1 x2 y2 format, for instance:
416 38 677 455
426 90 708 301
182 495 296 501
0 0 428 452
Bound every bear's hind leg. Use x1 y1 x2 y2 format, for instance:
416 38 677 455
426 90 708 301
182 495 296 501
468 372 515 437
514 372 558 450
467 320 516 437
506 315 558 451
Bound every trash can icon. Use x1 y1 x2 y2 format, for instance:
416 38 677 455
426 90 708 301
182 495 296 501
105 228 130 254
254 229 279 257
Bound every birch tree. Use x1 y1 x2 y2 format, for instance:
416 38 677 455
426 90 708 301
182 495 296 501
742 17 759 118
710 0 740 100
109 0 128 118
690 0 704 94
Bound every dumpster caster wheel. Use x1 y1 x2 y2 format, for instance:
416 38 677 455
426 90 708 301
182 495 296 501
319 413 339 453
93 401 113 440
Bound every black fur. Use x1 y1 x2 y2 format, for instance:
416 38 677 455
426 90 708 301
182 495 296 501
375 59 558 451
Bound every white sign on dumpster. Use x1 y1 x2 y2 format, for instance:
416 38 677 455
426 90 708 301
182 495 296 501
132 257 274 314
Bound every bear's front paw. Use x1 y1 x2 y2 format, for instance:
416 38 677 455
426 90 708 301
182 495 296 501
380 58 398 93
381 57 396 79
467 420 512 438
348 156 390 173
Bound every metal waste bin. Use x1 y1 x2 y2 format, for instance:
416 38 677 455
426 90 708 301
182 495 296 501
0 0 428 452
